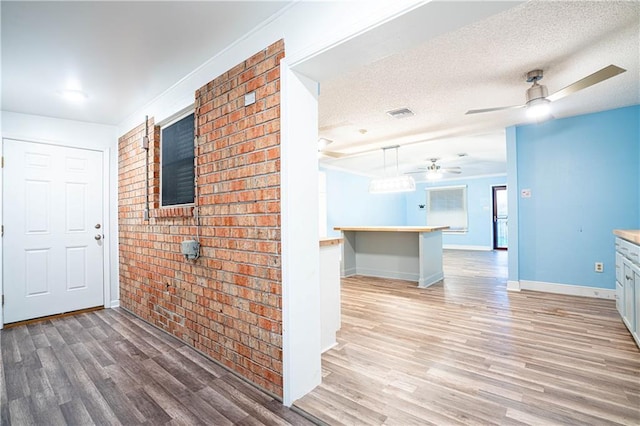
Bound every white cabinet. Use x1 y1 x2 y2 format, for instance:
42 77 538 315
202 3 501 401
616 235 640 348
319 238 342 353
622 261 635 332
635 267 640 340
615 252 624 315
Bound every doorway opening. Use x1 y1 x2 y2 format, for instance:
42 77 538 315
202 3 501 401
492 185 508 250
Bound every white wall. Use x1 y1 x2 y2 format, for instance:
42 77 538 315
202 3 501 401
281 63 322 405
1 111 120 316
117 0 423 134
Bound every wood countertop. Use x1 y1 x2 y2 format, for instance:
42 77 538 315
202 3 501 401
334 226 449 233
614 230 640 245
320 237 343 247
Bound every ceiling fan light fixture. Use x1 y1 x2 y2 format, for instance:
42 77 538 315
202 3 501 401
526 97 551 119
426 170 443 180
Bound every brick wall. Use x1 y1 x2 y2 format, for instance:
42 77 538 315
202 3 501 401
118 40 285 396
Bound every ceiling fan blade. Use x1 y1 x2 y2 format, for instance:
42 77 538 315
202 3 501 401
465 105 524 115
405 170 427 175
444 169 462 174
319 150 347 158
547 65 626 102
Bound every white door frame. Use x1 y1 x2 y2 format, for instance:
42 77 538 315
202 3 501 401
280 61 322 406
0 138 111 329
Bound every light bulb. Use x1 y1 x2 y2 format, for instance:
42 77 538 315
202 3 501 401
526 98 551 119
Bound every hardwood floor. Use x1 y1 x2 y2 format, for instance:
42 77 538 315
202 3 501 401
0 308 316 425
295 250 640 425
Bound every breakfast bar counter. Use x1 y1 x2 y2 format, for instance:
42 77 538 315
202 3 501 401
334 226 449 288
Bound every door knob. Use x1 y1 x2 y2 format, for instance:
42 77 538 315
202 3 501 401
95 224 101 229
95 234 102 241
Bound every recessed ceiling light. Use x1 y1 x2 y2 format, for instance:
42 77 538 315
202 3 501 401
61 89 88 102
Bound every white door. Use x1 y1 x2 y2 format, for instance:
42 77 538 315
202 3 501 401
3 139 104 323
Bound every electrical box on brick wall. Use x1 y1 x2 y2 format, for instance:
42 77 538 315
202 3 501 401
181 239 200 260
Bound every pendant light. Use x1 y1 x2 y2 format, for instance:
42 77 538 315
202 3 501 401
369 145 415 194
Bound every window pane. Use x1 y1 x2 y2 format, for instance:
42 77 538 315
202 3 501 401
162 113 195 206
426 186 467 231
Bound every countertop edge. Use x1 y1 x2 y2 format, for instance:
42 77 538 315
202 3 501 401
320 238 343 247
614 229 640 245
334 226 450 233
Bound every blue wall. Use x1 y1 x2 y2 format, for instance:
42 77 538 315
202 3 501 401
405 175 506 248
323 167 406 237
516 105 640 289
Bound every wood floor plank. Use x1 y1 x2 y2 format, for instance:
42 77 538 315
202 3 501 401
26 322 52 350
213 375 292 426
195 385 251 423
295 250 640 425
59 398 95 426
95 377 147 424
3 363 29 402
263 399 318 426
2 308 312 425
2 328 22 365
142 381 206 425
29 390 67 426
35 346 75 405
7 398 37 426
125 387 172 425
24 367 55 400
0 332 8 426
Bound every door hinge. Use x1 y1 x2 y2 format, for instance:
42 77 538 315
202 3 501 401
1 295 4 306
1 156 3 168
1 225 3 237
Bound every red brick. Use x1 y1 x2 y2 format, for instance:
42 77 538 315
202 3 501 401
118 39 285 398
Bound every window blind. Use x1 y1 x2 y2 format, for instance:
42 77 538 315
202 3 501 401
426 185 468 231
161 113 195 206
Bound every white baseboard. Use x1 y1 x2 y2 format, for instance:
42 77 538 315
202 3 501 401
507 280 521 291
356 267 418 282
321 341 338 354
443 245 493 251
110 300 120 308
519 280 615 299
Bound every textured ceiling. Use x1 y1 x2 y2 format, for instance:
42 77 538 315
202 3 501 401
1 1 637 181
1 1 290 125
313 1 640 180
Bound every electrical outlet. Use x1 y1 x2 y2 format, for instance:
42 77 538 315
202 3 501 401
595 262 604 273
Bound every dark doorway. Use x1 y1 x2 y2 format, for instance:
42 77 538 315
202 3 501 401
492 185 508 250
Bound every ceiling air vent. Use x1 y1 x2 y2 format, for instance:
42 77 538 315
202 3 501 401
386 107 414 119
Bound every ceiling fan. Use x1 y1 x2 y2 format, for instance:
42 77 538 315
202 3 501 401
407 158 462 180
465 64 626 118
317 138 349 158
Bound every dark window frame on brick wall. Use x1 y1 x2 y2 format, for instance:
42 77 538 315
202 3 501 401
161 111 195 207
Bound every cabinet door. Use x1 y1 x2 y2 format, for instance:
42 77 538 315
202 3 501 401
616 252 624 284
623 262 635 333
616 280 624 316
